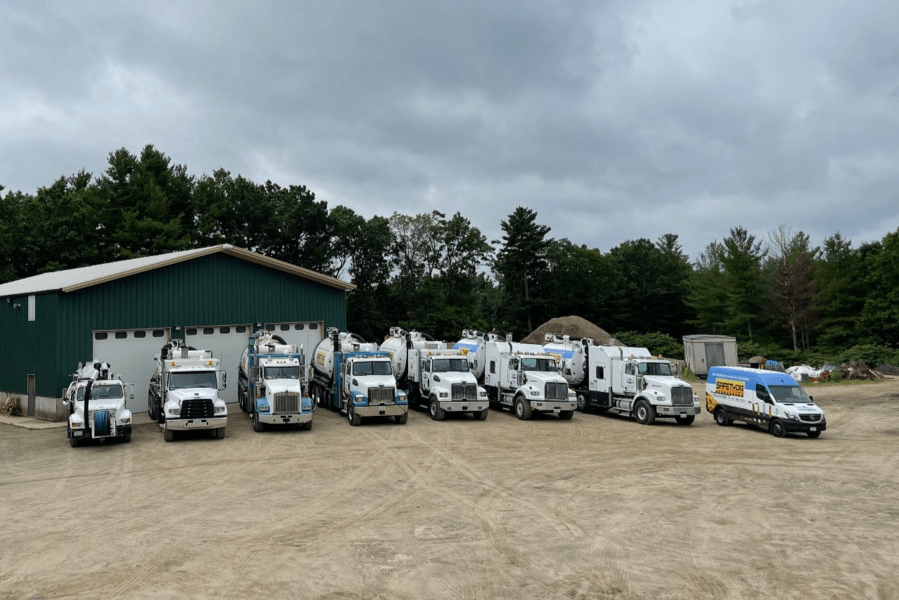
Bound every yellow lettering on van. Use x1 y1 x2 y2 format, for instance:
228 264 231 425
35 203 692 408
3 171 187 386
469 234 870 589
715 378 745 397
706 392 718 412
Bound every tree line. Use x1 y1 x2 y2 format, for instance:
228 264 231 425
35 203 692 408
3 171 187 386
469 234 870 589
2 145 897 365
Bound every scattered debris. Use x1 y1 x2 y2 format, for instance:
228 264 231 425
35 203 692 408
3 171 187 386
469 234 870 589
1 395 20 417
789 361 885 383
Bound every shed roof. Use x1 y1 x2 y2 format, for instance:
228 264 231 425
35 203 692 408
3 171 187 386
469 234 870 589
0 245 355 296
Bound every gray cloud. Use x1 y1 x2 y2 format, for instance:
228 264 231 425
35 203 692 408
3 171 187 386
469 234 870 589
2 0 898 262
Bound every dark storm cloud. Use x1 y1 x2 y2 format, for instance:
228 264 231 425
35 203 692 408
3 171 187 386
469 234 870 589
2 0 898 261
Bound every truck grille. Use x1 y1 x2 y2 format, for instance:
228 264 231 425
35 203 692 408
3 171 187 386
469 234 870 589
368 387 396 405
671 387 693 406
545 382 568 400
181 398 214 419
452 383 477 401
273 392 299 414
799 413 822 423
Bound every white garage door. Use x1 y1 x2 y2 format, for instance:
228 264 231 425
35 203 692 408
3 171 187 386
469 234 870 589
263 321 324 375
92 328 172 413
184 325 252 405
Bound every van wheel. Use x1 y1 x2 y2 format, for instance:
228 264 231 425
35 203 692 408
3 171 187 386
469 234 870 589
429 397 445 421
515 396 532 421
770 419 787 438
675 415 695 425
714 408 731 426
634 400 656 425
807 430 821 438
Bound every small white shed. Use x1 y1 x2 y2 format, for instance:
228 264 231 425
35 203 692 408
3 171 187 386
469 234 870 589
682 335 738 378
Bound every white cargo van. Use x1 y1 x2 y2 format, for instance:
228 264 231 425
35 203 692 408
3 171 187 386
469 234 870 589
705 366 826 438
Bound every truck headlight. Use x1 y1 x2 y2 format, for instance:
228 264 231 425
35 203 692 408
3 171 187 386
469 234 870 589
439 392 448 398
214 405 226 415
257 400 270 414
530 390 540 396
656 395 666 403
168 407 180 417
301 397 312 410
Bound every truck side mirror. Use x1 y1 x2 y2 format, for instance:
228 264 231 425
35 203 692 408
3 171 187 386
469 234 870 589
219 371 227 390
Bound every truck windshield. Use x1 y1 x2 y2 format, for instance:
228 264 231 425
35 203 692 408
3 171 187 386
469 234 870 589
520 357 557 372
769 384 813 404
352 361 393 376
92 384 124 399
432 358 470 373
264 366 300 380
637 362 673 376
169 371 217 389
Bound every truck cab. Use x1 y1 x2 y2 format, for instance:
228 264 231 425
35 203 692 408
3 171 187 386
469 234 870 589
340 355 408 426
419 354 489 420
706 366 826 438
239 332 313 432
63 361 134 447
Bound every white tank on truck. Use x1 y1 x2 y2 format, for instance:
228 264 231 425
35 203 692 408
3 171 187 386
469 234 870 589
454 331 577 420
62 361 134 447
238 331 313 432
309 328 408 426
543 334 700 425
380 327 489 421
148 339 228 442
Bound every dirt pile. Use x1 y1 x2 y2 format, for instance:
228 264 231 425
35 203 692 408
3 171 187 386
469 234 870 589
521 316 622 346
814 361 884 382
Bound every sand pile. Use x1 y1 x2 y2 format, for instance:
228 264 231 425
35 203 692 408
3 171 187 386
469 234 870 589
521 316 622 346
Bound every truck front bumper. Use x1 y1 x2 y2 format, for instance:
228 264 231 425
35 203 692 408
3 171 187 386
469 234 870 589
166 417 227 431
354 404 407 418
258 412 312 425
656 405 702 417
70 424 132 439
441 400 489 413
529 400 578 413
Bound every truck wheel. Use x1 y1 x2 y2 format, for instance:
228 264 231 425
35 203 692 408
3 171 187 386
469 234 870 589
634 400 656 425
238 388 246 413
675 415 695 425
475 408 489 421
576 394 588 412
215 427 226 439
807 430 821 438
559 410 574 420
147 391 156 420
429 397 445 421
348 403 361 426
303 420 313 431
395 412 408 425
253 410 264 432
163 422 174 442
68 423 80 447
714 408 731 426
122 431 132 443
770 419 786 438
515 396 532 421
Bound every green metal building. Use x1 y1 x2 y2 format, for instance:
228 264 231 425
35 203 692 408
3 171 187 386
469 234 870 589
0 245 353 420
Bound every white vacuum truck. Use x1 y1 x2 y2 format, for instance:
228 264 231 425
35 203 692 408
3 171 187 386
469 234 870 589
454 330 577 420
63 361 134 447
380 327 489 421
309 328 408 426
238 331 314 432
148 339 228 441
543 334 700 425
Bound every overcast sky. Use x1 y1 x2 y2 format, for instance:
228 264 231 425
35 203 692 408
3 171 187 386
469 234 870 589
2 0 898 262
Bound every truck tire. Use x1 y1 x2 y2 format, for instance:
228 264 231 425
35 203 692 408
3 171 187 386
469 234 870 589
675 415 695 425
303 420 313 431
348 403 361 426
714 408 731 426
215 427 226 439
122 431 132 443
515 396 532 421
148 391 156 421
163 422 174 442
68 423 80 447
475 408 489 421
770 419 786 438
238 388 246 413
429 397 445 421
395 412 408 424
559 410 574 420
634 400 656 425
576 393 588 412
253 410 264 432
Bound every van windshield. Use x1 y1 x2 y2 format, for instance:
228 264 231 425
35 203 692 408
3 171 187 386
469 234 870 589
769 384 813 404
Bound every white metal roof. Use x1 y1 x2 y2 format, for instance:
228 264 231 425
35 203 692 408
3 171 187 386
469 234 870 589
0 245 354 296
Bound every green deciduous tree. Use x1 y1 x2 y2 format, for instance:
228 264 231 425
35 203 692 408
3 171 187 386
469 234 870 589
766 227 818 351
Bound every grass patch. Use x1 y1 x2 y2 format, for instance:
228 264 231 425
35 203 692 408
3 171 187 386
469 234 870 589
805 378 885 387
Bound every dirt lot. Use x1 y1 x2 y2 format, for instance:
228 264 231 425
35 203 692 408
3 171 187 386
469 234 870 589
2 378 899 600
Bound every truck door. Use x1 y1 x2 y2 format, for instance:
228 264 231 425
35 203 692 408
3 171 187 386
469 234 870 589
622 362 638 395
507 357 519 390
421 358 431 392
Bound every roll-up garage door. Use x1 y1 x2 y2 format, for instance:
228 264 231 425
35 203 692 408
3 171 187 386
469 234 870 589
263 322 324 375
183 325 251 404
92 328 171 413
